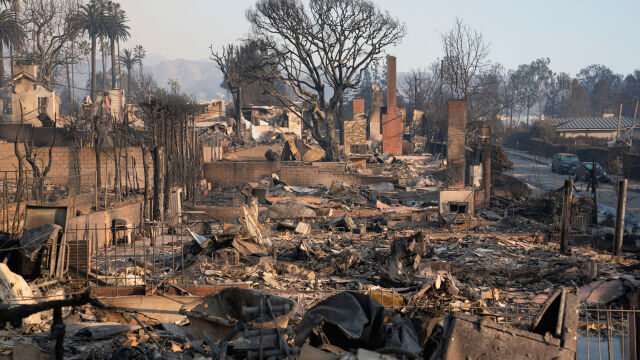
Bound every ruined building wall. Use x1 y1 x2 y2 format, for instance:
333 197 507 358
0 143 153 188
344 99 367 154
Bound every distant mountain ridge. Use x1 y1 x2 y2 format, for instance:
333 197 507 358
148 58 227 102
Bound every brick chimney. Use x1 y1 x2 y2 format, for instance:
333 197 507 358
352 97 365 116
386 56 397 111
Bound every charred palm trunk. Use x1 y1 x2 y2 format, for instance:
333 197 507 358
90 36 97 100
110 38 117 89
141 145 151 220
152 146 164 222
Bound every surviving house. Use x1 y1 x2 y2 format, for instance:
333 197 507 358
0 61 60 126
550 116 639 139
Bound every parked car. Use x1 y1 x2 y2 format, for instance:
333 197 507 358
551 153 580 174
569 161 608 183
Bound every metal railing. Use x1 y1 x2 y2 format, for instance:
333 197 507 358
67 222 191 289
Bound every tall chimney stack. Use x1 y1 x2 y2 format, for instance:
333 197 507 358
446 100 467 188
382 56 402 156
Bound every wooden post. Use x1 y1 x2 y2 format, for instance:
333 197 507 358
560 179 573 254
614 179 628 256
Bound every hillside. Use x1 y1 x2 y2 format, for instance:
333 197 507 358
148 58 227 102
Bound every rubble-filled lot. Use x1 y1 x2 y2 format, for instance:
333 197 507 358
1 154 639 359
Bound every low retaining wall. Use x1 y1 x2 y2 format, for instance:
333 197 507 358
203 161 396 187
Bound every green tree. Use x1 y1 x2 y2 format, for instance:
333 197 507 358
71 0 107 100
0 8 23 84
104 1 129 89
119 48 137 101
134 44 146 100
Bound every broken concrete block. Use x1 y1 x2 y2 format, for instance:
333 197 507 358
265 201 317 219
368 182 395 192
377 152 396 164
330 214 356 231
295 222 311 235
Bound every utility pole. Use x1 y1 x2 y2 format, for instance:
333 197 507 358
560 179 573 254
613 179 628 256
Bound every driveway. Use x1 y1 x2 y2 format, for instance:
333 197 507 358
504 148 640 229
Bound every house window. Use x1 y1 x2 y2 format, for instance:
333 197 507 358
448 202 468 214
38 97 48 114
2 98 10 115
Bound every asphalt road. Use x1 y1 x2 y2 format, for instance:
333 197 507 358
504 148 640 229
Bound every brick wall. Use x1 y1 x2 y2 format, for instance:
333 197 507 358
203 161 280 187
0 144 152 188
447 100 467 188
353 97 365 116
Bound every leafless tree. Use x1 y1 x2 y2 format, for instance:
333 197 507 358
211 39 278 141
247 0 406 160
402 68 438 112
21 0 78 89
16 101 56 205
441 17 490 100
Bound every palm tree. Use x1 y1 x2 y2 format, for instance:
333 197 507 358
0 8 23 85
105 1 129 90
100 39 109 92
71 0 106 100
119 48 137 101
79 39 91 83
134 44 145 100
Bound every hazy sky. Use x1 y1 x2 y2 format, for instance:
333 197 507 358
120 0 640 76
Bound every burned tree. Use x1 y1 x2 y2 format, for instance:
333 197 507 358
247 0 406 160
441 18 489 101
16 102 56 205
211 39 279 141
141 91 201 221
22 0 78 89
